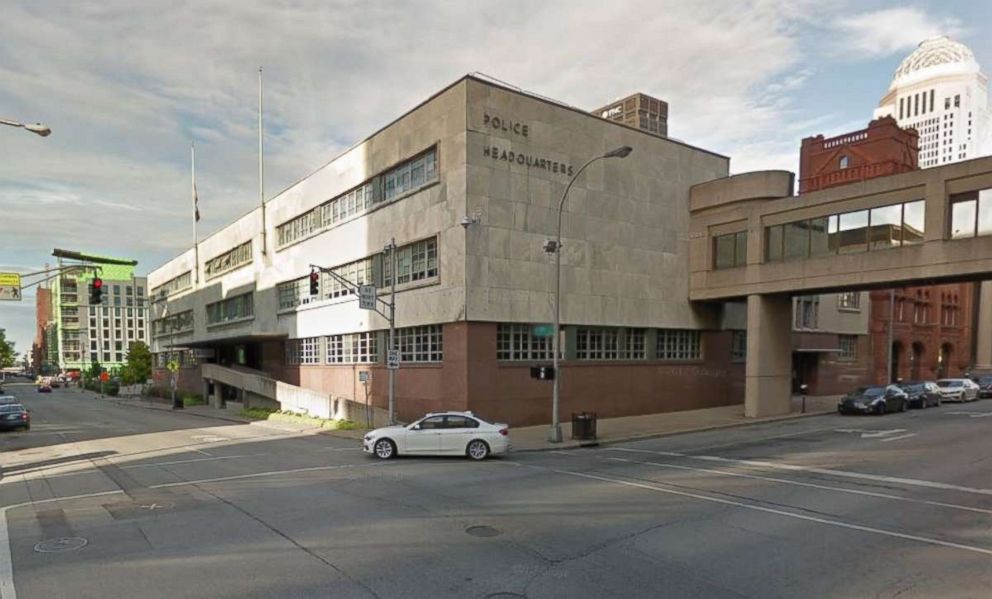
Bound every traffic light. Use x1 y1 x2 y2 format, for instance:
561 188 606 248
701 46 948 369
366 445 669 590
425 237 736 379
89 277 103 305
309 269 319 296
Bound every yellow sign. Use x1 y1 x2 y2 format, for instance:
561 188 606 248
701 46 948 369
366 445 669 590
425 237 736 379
0 273 21 301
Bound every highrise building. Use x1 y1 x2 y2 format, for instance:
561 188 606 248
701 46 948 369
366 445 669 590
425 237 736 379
594 93 669 138
874 35 992 373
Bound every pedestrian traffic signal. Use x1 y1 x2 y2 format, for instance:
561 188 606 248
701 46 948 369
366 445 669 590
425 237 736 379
309 270 319 296
89 277 103 305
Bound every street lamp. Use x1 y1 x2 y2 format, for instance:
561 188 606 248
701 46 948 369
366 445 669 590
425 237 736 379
545 145 633 443
0 118 51 137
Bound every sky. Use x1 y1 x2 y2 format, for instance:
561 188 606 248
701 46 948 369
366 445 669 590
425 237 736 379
1 0 990 360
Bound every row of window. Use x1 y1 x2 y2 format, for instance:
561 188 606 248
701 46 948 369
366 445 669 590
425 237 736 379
766 200 925 262
949 189 992 239
276 147 438 248
154 350 200 369
713 231 748 270
285 326 441 365
153 310 194 337
152 271 192 299
276 238 439 311
497 325 703 361
204 241 253 280
206 292 254 326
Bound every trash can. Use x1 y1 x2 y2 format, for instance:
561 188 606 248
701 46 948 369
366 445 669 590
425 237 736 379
571 412 597 441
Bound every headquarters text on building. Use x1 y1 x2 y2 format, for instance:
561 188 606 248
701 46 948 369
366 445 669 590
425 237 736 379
482 112 575 176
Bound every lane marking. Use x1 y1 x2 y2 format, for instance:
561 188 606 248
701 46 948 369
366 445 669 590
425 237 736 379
945 411 992 418
120 454 261 470
605 457 992 515
148 462 385 489
609 448 992 496
880 433 918 443
555 469 992 557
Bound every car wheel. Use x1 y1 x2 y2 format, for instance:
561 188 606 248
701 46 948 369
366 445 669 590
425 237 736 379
373 438 396 460
876 403 886 415
466 439 490 461
900 399 907 412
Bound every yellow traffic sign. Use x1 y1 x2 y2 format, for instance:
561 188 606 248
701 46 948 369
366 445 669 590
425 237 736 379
0 273 21 301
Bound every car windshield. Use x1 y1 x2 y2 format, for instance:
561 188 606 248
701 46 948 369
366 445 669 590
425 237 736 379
858 387 887 397
900 384 925 393
0 405 25 413
937 380 962 388
978 377 992 385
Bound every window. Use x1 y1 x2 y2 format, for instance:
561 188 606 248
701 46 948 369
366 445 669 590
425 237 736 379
497 324 556 361
657 330 702 360
713 231 747 269
298 337 322 364
396 325 443 362
954 94 960 108
204 241 252 279
839 155 849 169
278 276 319 310
326 257 375 299
731 330 747 361
949 189 992 239
795 296 819 330
153 310 194 337
206 292 254 326
575 328 645 360
383 238 438 287
327 332 378 363
838 292 861 310
838 335 857 360
151 272 192 299
444 415 479 429
383 148 438 201
285 340 301 365
869 204 902 248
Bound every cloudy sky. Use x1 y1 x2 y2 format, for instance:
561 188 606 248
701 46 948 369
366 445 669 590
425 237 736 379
1 0 989 356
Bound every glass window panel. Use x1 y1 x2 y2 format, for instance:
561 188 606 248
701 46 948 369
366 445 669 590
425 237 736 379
902 200 925 245
950 199 977 239
979 190 992 237
838 210 869 253
734 231 747 266
869 204 903 248
783 221 809 260
714 235 735 269
766 225 783 262
809 217 830 256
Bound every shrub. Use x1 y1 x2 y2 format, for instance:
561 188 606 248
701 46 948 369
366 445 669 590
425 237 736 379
240 407 277 420
182 393 206 407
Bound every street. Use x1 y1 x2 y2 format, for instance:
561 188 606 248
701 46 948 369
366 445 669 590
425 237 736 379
1 385 990 598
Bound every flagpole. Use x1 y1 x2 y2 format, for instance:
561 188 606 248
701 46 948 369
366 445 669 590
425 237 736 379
258 66 267 256
192 142 199 285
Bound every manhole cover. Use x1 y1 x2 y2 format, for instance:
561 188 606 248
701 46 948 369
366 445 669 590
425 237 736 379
466 525 501 538
34 537 88 553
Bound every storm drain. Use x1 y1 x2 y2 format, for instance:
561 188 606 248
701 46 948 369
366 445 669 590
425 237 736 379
34 537 87 553
466 525 501 538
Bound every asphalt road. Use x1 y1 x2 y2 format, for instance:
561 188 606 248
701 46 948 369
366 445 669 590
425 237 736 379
1 384 990 598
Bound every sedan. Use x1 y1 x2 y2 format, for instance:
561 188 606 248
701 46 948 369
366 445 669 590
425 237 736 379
936 378 979 402
838 385 908 415
973 375 992 399
898 381 942 409
364 411 510 460
0 404 30 431
0 395 18 405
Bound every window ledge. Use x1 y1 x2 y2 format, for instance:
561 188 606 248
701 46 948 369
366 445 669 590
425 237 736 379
206 316 255 329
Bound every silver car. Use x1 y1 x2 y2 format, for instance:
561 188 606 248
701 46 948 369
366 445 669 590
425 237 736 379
935 378 980 402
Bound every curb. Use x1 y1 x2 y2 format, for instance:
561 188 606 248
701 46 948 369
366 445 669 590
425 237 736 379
111 397 251 425
512 409 835 452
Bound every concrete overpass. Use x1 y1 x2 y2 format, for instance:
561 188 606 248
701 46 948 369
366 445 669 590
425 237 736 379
689 156 992 417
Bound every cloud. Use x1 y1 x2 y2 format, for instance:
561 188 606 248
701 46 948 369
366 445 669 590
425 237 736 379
831 7 967 58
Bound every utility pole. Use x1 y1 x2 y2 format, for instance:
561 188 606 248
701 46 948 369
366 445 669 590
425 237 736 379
258 67 267 257
387 238 397 425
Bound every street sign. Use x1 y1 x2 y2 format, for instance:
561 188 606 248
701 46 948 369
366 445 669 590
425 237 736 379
166 360 180 373
0 273 21 302
530 365 555 380
99 372 110 383
359 370 370 383
358 285 377 310
386 349 400 370
532 324 554 338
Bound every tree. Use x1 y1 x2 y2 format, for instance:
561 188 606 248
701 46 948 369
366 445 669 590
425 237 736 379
0 329 16 369
122 341 152 385
87 361 103 380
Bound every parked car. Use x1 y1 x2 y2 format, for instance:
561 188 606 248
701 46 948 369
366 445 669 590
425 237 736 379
0 404 30 431
898 381 942 409
364 411 510 460
973 375 992 399
838 385 909 415
37 384 52 393
0 395 18 405
936 378 980 402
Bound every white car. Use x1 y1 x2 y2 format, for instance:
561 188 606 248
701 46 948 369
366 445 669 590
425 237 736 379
363 411 510 460
936 378 980 402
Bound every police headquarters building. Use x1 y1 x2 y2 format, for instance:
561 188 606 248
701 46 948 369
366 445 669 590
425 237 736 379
147 75 742 426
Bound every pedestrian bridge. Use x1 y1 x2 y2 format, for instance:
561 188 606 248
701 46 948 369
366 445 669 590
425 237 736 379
689 156 992 417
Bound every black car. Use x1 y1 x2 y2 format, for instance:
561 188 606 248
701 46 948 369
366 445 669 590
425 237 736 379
838 385 909 415
0 404 30 431
898 381 942 409
973 375 992 399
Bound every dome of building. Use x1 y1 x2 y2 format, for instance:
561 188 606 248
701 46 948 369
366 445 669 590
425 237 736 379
890 36 980 89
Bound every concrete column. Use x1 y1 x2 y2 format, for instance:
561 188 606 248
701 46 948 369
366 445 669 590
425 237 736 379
976 281 992 370
745 294 793 418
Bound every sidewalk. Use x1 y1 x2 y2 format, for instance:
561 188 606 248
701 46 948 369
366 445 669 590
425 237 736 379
510 395 840 451
106 389 839 451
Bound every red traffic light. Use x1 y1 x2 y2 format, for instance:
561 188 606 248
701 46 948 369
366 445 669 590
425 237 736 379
309 271 319 282
92 277 103 288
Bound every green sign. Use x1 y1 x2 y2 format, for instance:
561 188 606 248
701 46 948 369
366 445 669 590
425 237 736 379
532 324 554 338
